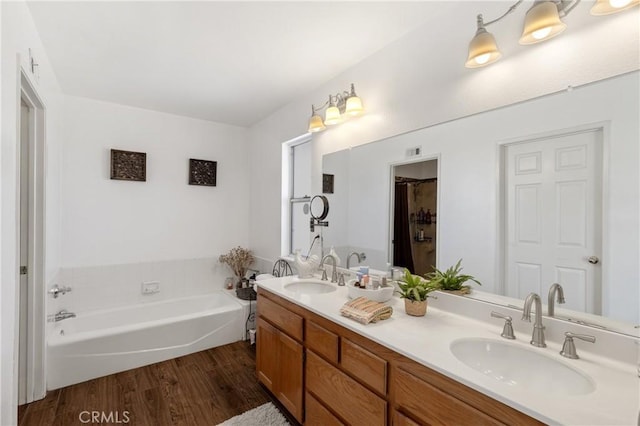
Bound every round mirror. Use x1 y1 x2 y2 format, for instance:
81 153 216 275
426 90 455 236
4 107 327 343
310 195 329 221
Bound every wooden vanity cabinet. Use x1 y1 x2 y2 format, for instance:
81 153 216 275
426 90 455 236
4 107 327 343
391 357 543 426
256 288 542 426
256 300 304 423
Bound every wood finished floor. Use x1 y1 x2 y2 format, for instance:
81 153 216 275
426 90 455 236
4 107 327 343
18 341 273 426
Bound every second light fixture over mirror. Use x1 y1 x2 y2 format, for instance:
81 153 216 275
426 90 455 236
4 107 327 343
466 0 639 68
308 83 364 133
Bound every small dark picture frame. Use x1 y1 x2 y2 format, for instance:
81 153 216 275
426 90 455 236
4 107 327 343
189 158 217 186
322 173 334 194
110 149 146 182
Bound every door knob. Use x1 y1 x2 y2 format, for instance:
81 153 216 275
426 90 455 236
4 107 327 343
587 256 599 265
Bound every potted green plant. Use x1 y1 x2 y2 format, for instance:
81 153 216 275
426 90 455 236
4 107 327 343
425 259 481 295
397 269 439 316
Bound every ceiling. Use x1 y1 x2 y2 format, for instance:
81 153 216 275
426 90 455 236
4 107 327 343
27 1 458 127
26 1 607 127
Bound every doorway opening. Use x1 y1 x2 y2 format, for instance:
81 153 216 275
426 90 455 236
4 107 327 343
18 70 47 405
391 158 438 276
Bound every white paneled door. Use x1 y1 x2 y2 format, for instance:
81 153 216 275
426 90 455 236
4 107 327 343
505 129 602 314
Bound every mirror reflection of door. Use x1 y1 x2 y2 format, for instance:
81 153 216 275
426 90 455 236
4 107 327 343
392 159 438 276
504 129 602 314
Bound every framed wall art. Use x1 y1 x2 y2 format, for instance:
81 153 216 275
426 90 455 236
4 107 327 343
110 149 146 182
322 173 334 194
189 158 217 186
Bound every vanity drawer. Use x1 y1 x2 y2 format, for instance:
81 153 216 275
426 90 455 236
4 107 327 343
393 410 422 426
307 351 386 426
257 296 303 341
306 320 339 364
340 338 387 395
395 368 502 426
305 391 344 426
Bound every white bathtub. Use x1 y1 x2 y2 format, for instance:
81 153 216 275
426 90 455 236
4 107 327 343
47 291 245 390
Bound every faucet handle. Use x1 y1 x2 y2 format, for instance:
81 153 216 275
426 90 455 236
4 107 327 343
337 273 346 286
491 311 515 340
560 332 596 359
321 268 328 281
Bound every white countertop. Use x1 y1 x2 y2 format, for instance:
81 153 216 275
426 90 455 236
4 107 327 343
257 275 640 426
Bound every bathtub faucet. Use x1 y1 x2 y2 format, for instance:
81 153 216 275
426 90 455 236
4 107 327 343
53 310 76 322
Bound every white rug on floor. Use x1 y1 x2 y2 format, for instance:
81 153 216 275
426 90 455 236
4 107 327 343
217 402 290 426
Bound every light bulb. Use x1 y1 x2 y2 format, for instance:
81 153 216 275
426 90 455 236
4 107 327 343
465 25 501 68
324 106 342 126
474 53 491 65
345 96 364 116
308 114 326 132
610 0 632 7
532 26 552 40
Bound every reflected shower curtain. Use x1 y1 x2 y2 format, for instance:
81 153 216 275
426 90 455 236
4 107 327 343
393 183 414 272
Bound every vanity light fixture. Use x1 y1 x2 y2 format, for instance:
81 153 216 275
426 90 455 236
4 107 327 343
307 83 364 133
519 1 570 45
590 0 639 14
465 14 504 68
466 0 639 68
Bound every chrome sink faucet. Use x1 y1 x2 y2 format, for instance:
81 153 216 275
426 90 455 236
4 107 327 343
346 252 366 269
547 283 566 317
320 254 338 283
522 293 546 348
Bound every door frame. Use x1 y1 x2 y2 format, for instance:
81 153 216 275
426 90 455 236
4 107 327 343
495 122 609 309
17 66 47 403
387 154 441 270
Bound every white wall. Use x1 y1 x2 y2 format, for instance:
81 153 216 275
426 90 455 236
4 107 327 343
247 4 639 267
395 161 438 180
61 95 249 267
1 1 63 424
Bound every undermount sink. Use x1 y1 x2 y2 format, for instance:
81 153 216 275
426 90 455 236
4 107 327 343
283 281 337 295
450 338 595 396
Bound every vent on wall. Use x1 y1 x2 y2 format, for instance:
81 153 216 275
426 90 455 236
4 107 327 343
406 146 422 158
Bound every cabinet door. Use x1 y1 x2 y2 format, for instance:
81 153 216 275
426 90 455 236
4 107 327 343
277 332 304 423
256 318 278 392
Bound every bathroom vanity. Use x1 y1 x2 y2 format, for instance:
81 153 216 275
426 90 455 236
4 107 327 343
256 276 639 425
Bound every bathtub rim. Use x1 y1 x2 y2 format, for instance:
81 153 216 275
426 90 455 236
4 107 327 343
48 290 245 347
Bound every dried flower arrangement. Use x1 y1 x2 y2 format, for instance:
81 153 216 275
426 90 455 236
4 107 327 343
219 246 255 279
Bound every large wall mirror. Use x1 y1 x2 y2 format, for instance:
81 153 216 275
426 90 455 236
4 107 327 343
322 71 639 336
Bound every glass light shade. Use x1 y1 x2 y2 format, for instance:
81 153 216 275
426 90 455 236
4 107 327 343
308 114 326 132
324 106 343 125
591 0 639 15
519 1 567 45
465 28 502 68
345 95 364 116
